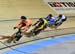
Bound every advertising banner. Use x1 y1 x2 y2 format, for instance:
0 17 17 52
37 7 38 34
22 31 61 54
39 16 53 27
43 0 75 14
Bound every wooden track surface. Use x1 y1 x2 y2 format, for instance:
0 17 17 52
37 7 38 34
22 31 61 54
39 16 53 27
0 0 75 52
0 0 57 19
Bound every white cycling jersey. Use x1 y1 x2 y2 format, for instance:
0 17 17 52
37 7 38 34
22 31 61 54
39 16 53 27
56 15 66 20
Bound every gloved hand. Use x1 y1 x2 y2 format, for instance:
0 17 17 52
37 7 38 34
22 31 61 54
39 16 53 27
13 27 17 29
